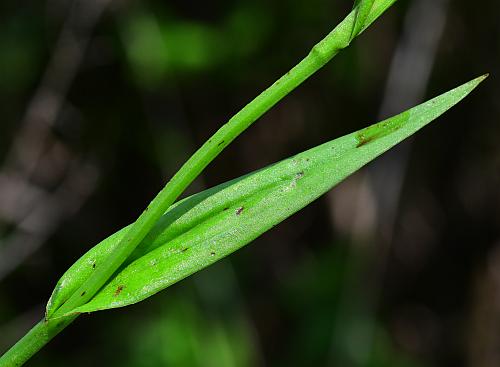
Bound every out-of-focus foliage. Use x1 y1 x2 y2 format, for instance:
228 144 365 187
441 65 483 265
122 4 272 87
0 0 498 366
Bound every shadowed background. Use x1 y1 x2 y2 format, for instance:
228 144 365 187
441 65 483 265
0 0 499 366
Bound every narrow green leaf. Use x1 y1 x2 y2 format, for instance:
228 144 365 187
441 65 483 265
351 0 376 41
46 75 486 316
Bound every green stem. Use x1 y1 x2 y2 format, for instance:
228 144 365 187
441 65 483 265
52 0 397 318
0 316 77 367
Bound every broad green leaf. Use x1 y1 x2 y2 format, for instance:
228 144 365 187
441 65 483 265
47 75 486 316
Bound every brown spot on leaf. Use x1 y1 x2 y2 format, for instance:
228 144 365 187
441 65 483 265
236 206 244 215
114 285 125 297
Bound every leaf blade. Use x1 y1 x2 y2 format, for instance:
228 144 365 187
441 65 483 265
57 74 486 315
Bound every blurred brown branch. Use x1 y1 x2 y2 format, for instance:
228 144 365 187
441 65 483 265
0 0 112 280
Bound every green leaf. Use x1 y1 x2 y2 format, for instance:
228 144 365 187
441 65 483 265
46 75 486 316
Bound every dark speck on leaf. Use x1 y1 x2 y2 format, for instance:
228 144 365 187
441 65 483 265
223 207 229 211
114 285 125 297
217 140 225 147
81 291 86 297
92 263 96 269
181 247 189 253
236 206 244 215
210 251 216 256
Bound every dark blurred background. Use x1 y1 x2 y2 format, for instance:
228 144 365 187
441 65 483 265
0 0 499 366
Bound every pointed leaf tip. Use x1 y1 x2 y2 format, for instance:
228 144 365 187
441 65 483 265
470 73 489 86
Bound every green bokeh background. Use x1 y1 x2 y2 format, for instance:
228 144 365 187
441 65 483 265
0 0 498 366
